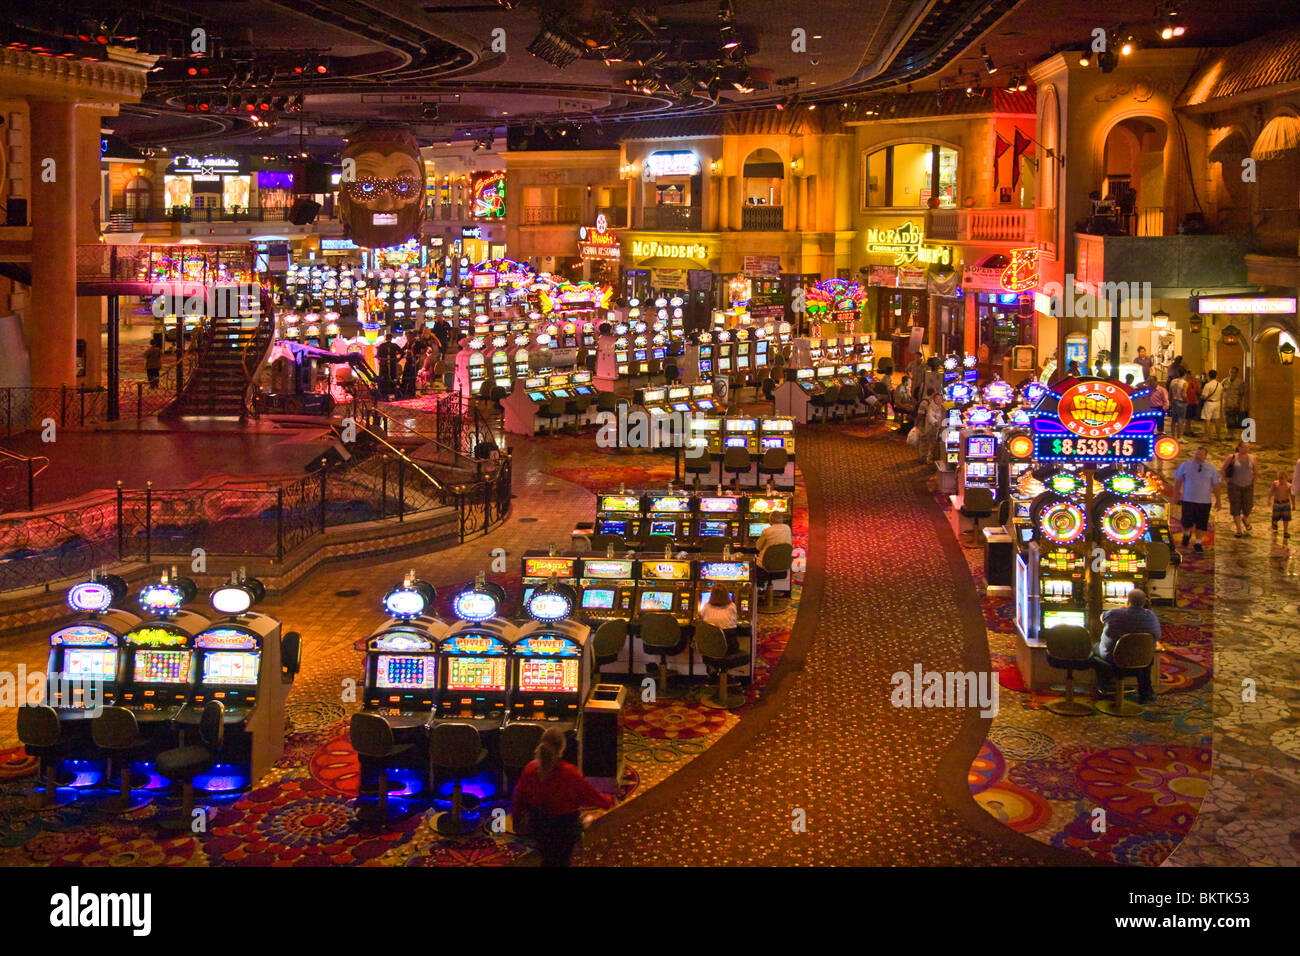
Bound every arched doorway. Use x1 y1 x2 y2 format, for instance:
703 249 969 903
1249 326 1297 449
124 175 152 219
1101 118 1168 235
741 148 785 230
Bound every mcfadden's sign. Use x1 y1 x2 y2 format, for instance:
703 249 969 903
631 238 711 263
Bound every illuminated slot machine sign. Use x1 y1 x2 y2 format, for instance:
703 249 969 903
667 386 693 413
983 380 1016 407
962 354 979 385
942 354 961 385
963 405 998 429
119 622 198 716
521 555 579 608
695 559 754 623
595 493 644 541
1028 378 1163 466
634 558 695 624
696 495 741 542
645 493 692 542
944 381 976 408
1020 496 1090 637
1020 380 1049 408
48 624 122 711
793 367 817 393
577 557 638 619
690 383 716 411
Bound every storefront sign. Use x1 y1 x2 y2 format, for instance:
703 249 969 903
897 266 928 290
1000 247 1040 292
867 265 898 286
1195 296 1297 314
320 239 359 251
471 171 506 219
462 226 482 239
1029 377 1159 465
167 155 244 175
631 239 710 263
578 214 621 260
865 221 952 266
743 255 781 276
645 151 701 177
651 269 688 290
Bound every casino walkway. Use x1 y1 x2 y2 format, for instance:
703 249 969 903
578 427 1082 865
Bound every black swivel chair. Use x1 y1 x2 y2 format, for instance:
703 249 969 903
539 396 565 435
685 444 714 487
758 448 789 488
16 705 74 809
91 706 150 814
757 542 794 611
810 384 839 423
960 486 997 535
281 631 302 686
429 722 487 835
156 699 225 830
1094 632 1157 717
349 711 413 824
638 611 688 699
723 445 752 490
591 619 629 680
498 721 545 822
694 623 748 710
1042 626 1094 716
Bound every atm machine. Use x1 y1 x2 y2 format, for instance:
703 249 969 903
507 583 591 733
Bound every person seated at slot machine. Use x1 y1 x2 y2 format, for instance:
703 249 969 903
754 513 793 584
697 584 741 652
512 727 615 867
1092 588 1161 704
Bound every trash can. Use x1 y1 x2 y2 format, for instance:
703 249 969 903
581 683 627 791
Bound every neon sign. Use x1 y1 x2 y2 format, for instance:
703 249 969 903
865 221 952 266
645 151 701 177
471 171 505 219
1000 247 1039 293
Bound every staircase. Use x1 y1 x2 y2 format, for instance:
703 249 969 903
163 305 274 420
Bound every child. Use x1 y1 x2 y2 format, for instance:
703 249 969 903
1270 470 1292 538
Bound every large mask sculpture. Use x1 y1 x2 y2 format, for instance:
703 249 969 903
338 125 425 249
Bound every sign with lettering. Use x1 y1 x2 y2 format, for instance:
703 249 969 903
865 220 952 266
645 151 701 177
632 239 710 263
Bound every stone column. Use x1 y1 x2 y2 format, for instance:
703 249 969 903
27 100 78 388
76 105 105 388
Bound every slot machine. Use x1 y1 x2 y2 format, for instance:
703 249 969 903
432 608 513 732
754 328 770 371
634 385 670 423
508 584 591 730
983 379 1017 409
695 494 742 544
47 575 140 725
669 295 685 342
116 576 209 724
666 386 694 414
696 332 714 381
513 337 531 379
1093 493 1149 612
757 418 796 479
742 492 793 547
489 335 512 388
614 324 631 376
632 334 651 376
520 553 581 609
734 331 753 376
715 334 735 378
1016 494 1089 642
962 353 979 385
643 492 693 545
633 556 696 634
576 556 638 621
1004 430 1035 494
686 415 724 481
724 416 759 457
695 558 758 662
944 380 976 411
690 383 716 412
186 578 287 785
594 492 644 542
959 429 1001 507
361 577 444 727
570 370 597 401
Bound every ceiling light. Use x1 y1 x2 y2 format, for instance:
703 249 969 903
982 45 997 74
1120 37 1134 55
1078 51 1090 67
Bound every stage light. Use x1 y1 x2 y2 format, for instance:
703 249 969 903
982 45 997 74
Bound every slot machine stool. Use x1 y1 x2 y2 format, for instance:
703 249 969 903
156 700 225 831
723 446 751 490
1042 627 1095 716
592 619 630 680
1094 633 1156 717
685 448 714 488
429 722 488 836
758 543 794 612
758 448 789 487
639 613 689 699
350 713 415 825
90 707 152 815
694 624 748 710
16 705 76 809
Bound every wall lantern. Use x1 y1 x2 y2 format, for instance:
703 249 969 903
709 158 723 175
1220 323 1243 346
1188 313 1202 333
1280 336 1296 366
790 157 804 175
1151 309 1170 330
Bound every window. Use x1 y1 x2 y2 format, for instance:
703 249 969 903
124 176 152 217
863 144 958 208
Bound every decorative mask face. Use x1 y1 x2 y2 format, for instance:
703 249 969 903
338 126 424 249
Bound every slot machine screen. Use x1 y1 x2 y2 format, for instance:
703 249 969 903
748 521 770 536
1019 527 1034 544
649 520 676 537
639 591 674 612
202 652 260 686
966 436 996 458
597 519 627 537
725 437 748 448
698 591 733 609
446 656 507 692
719 359 732 371
581 589 615 610
761 437 785 450
699 360 713 374
1103 581 1131 601
699 520 728 537
699 497 738 513
552 389 571 399
528 391 546 402
134 650 191 684
1043 610 1087 630
63 648 118 682
967 462 995 479
671 402 692 412
518 658 579 694
372 654 434 690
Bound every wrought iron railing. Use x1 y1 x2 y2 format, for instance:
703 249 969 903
741 205 784 231
0 448 48 513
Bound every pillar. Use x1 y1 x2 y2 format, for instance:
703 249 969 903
76 105 105 388
27 100 78 388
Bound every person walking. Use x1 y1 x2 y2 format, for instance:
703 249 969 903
1269 469 1292 539
1173 446 1223 552
1147 376 1169 432
1168 369 1188 440
1199 369 1225 441
1222 366 1245 431
144 341 163 389
1184 372 1201 436
511 727 614 867
1223 441 1258 536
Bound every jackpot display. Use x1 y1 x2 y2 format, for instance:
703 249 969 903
1028 379 1159 465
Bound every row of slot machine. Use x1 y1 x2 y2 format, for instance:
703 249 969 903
45 570 290 790
686 327 779 385
942 379 1049 504
627 296 687 348
776 361 876 423
280 310 343 345
591 488 792 550
503 369 600 434
606 321 677 379
1013 465 1177 642
518 552 757 677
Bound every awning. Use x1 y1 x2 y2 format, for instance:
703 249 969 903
1208 129 1250 164
1252 114 1300 160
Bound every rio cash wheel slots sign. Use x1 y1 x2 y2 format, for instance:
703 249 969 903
1028 377 1166 465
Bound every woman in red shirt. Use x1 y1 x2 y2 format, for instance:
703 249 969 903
512 727 614 866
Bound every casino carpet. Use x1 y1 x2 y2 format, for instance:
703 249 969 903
0 434 807 867
576 424 1079 865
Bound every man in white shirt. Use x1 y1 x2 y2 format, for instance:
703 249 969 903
756 513 793 566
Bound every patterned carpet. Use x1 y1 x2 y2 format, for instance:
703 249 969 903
576 423 1076 865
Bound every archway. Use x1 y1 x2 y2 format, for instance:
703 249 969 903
1249 326 1297 449
741 148 785 229
1101 118 1168 235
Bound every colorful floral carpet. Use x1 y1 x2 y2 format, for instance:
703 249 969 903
0 435 806 867
949 480 1214 865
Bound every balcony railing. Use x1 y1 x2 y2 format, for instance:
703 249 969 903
106 204 329 227
523 205 581 225
927 208 1036 244
643 205 702 231
595 206 628 228
741 205 784 231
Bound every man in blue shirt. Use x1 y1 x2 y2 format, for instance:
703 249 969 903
1173 445 1223 552
1093 588 1161 703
